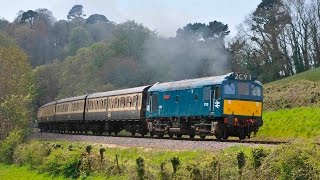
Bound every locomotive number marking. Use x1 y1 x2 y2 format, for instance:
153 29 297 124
235 73 252 81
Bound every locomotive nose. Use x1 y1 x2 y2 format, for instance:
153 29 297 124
223 99 262 117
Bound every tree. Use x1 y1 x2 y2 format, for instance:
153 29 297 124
111 20 153 58
68 27 92 55
34 61 60 108
86 22 116 42
86 14 109 24
35 8 56 26
67 5 85 20
0 19 8 31
0 41 33 139
52 20 70 48
20 10 39 28
176 21 230 43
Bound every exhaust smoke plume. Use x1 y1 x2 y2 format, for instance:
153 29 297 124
143 35 230 82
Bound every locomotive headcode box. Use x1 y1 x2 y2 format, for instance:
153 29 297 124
233 73 254 81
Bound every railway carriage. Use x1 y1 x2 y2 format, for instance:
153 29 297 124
84 85 150 135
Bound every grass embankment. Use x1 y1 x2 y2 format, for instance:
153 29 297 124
1 140 320 179
264 67 320 111
257 107 320 141
259 67 320 141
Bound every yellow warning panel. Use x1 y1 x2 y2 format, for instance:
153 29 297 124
223 99 262 117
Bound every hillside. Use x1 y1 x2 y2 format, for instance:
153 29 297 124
257 68 320 141
264 67 320 111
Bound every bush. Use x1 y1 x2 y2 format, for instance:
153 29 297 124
259 143 320 179
13 141 50 169
42 147 81 178
0 129 24 164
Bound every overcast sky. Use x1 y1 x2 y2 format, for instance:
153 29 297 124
0 0 261 37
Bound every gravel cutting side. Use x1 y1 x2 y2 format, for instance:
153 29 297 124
30 132 269 151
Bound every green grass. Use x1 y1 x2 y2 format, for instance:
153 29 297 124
257 107 320 141
0 164 66 180
267 67 320 85
263 67 320 110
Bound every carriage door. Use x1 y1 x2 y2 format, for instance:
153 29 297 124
213 86 221 114
210 86 221 114
150 92 159 116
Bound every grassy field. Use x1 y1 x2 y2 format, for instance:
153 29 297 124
0 164 66 180
256 107 320 141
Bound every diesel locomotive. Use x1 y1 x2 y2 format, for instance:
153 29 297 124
37 72 263 140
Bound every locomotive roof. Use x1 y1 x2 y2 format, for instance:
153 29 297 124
87 85 151 99
57 95 88 104
148 72 261 91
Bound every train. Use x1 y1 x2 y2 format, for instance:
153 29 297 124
37 72 263 140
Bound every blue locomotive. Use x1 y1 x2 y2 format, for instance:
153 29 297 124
38 72 263 140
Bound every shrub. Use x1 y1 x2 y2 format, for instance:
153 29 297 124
136 157 145 180
42 147 81 178
13 141 50 169
171 157 180 174
0 129 24 164
259 143 320 179
252 148 268 170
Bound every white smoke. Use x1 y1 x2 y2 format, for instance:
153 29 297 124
143 35 230 82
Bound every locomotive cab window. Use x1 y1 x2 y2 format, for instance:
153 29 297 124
251 84 262 96
224 83 235 95
238 82 249 95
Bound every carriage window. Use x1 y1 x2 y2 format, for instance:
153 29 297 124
121 97 125 108
131 96 135 107
251 85 262 96
224 83 235 95
238 82 249 95
135 95 139 107
138 95 142 107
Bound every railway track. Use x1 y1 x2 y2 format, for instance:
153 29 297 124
34 129 306 146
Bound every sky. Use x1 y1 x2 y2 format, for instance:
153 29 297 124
0 0 261 37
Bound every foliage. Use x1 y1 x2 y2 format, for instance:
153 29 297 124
251 148 268 170
259 143 320 179
7 140 320 179
20 10 39 28
67 5 85 20
41 147 81 178
0 45 33 140
86 14 108 24
68 26 92 55
0 130 24 164
264 80 320 110
13 141 50 169
0 32 16 47
136 157 145 180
